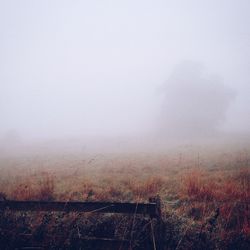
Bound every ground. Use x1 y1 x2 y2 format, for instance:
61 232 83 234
0 146 249 249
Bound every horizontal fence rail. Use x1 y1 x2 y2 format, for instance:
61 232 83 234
0 196 163 250
0 199 160 218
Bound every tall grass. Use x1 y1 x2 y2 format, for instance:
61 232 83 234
0 152 249 248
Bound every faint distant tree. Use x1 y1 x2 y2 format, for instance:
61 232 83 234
159 61 235 138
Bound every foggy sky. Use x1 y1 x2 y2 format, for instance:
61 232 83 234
0 0 250 142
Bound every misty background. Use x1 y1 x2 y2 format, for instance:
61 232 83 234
0 0 250 153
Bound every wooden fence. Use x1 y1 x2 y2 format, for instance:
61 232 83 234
0 196 164 250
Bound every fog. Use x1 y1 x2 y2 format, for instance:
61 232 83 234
159 61 235 138
0 0 250 153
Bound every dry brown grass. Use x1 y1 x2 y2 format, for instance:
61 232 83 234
10 172 55 201
180 168 250 202
180 169 217 201
0 150 249 248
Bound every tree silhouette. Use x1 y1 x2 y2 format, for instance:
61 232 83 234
160 61 235 138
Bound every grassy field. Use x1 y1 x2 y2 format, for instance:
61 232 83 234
0 147 249 249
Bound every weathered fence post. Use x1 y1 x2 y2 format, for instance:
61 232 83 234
149 195 165 250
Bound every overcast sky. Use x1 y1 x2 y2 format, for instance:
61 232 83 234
0 0 250 140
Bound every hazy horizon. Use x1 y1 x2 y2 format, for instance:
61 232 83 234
1 1 250 147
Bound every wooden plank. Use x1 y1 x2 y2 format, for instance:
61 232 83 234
20 248 44 250
72 237 130 250
0 200 158 217
20 239 129 250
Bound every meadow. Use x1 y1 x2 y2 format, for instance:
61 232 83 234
0 146 249 249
